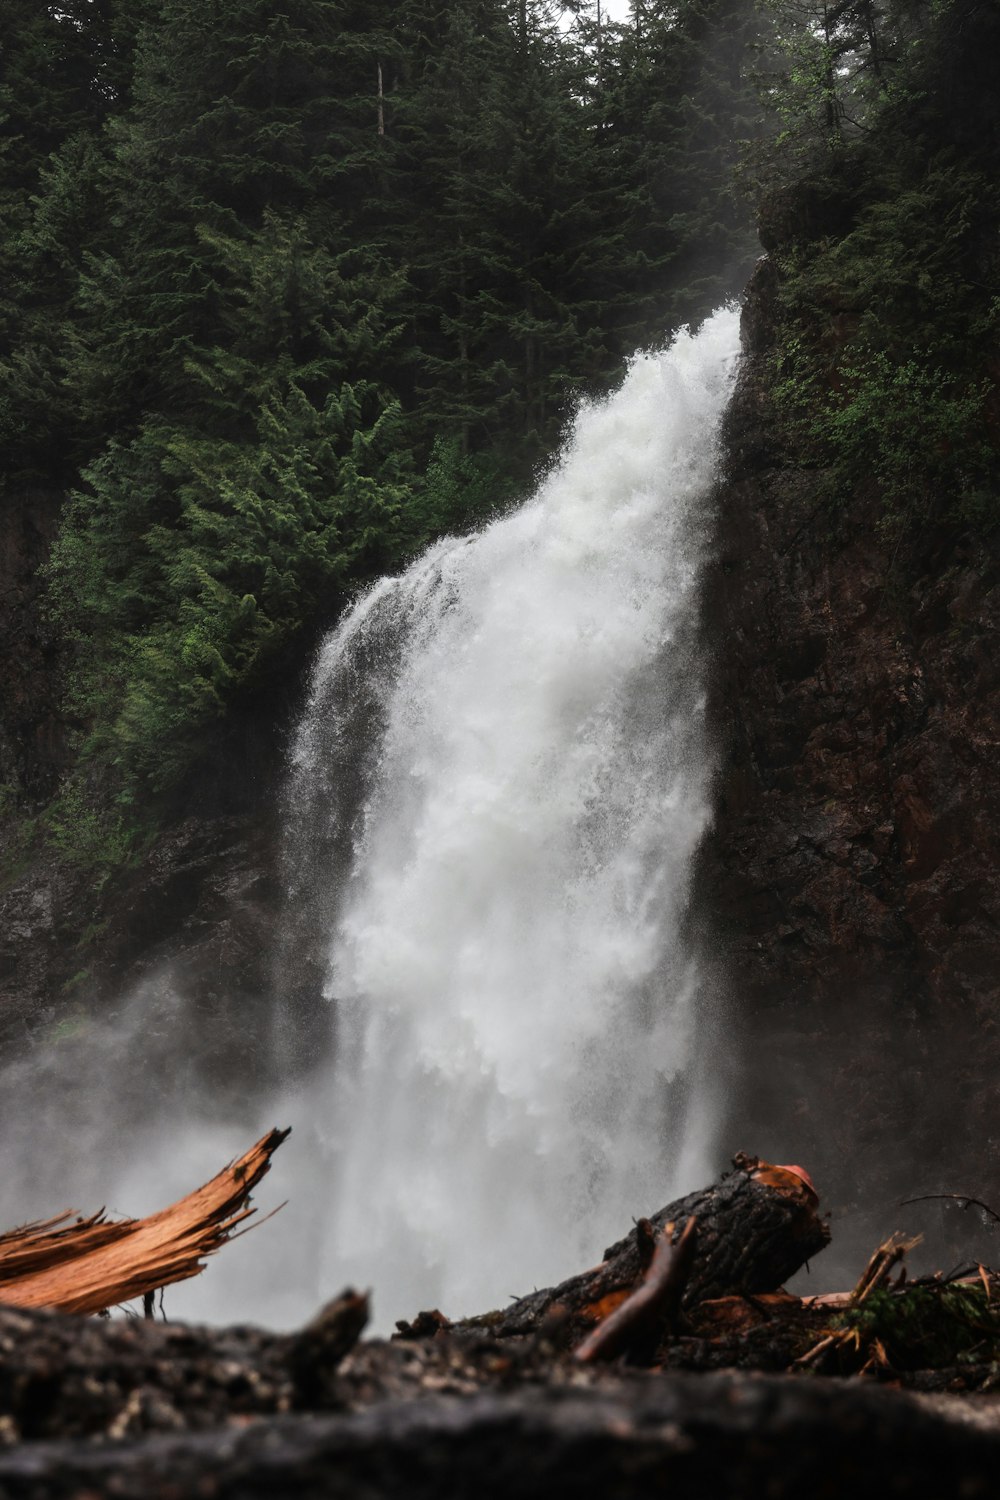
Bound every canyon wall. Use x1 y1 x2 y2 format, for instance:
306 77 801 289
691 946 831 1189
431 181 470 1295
705 264 1000 1265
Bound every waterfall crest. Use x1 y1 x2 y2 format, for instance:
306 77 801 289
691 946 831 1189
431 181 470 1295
283 307 741 1326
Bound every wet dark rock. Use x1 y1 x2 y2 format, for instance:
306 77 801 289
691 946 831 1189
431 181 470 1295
0 811 281 1088
0 474 291 1055
703 261 1000 1275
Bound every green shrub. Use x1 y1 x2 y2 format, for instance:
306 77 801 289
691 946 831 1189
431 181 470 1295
767 154 999 537
837 1285 1000 1371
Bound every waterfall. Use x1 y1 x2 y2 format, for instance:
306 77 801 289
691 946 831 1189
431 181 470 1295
281 307 741 1328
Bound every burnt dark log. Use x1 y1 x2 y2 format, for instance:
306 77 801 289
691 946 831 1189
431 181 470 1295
0 1372 997 1499
0 1302 295 1443
287 1289 370 1408
454 1155 830 1342
0 1270 997 1498
0 1292 362 1443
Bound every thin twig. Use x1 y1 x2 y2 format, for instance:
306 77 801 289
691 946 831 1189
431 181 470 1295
901 1194 1000 1226
575 1217 699 1365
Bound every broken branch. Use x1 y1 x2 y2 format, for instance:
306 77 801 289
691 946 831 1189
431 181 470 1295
0 1127 290 1316
575 1216 699 1364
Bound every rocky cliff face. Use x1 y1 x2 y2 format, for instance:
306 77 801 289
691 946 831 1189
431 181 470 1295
704 258 1000 1272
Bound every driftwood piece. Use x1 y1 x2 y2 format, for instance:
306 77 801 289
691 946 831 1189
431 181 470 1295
455 1154 830 1343
0 1127 289 1315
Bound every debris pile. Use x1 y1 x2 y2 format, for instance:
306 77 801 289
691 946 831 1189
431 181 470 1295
0 1147 998 1495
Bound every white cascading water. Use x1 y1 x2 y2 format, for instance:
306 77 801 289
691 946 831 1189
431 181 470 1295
282 307 741 1328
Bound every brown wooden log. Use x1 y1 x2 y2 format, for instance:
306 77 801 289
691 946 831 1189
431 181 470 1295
455 1153 830 1343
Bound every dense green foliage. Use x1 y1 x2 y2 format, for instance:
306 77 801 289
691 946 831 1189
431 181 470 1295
837 1284 1000 1371
4 0 998 869
755 0 1000 538
1 0 760 845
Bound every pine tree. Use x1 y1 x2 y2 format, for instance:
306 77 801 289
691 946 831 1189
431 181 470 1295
589 0 761 345
0 1 151 487
48 213 413 796
2 0 773 837
754 0 936 174
41 0 418 799
389 0 616 472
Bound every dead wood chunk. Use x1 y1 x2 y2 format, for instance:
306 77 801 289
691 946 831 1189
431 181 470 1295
456 1153 830 1341
286 1289 370 1408
635 1218 658 1270
394 1309 453 1340
688 1290 804 1337
0 1127 290 1317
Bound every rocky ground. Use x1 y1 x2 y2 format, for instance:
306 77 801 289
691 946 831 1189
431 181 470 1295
1 1299 1000 1498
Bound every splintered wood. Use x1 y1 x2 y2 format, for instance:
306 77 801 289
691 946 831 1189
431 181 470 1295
0 1127 289 1316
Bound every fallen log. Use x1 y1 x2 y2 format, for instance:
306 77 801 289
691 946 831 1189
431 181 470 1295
0 1127 289 1316
451 1153 830 1346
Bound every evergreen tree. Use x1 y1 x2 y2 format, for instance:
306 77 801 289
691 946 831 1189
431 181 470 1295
42 0 416 800
754 0 936 173
591 0 761 345
0 0 771 843
48 213 413 797
391 0 616 470
0 0 137 198
0 1 151 487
